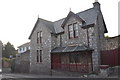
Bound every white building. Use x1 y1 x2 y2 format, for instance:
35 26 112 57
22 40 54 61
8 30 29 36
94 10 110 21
18 42 30 53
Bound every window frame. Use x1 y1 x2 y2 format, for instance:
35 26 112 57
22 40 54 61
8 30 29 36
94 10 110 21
36 50 42 63
73 23 79 38
68 24 73 39
68 22 79 39
37 31 42 44
37 32 40 44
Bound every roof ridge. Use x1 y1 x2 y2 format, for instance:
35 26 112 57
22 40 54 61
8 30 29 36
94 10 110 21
53 18 65 23
38 18 53 23
76 8 95 14
18 42 30 48
53 8 94 23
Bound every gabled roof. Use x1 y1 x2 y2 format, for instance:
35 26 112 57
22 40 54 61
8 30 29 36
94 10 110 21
29 2 108 39
53 18 65 34
18 42 30 48
77 8 97 27
39 18 55 33
29 18 55 39
61 11 85 28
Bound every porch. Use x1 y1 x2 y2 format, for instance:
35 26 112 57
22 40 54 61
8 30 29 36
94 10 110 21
51 46 93 73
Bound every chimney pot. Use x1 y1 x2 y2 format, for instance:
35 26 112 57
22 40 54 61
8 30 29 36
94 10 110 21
93 1 100 10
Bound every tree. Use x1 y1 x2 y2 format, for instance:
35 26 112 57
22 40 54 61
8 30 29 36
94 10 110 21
2 42 17 58
105 35 110 38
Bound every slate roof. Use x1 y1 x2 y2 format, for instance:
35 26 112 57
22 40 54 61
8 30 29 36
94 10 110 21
51 46 93 53
77 8 97 26
53 18 65 34
18 42 30 48
29 2 108 39
39 18 55 33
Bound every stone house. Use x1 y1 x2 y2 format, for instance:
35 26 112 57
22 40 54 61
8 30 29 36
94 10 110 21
28 1 108 74
15 42 30 73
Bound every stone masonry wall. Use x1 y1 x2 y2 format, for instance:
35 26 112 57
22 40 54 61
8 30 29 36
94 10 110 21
30 11 107 74
15 51 30 73
30 20 51 74
58 15 102 73
102 35 120 50
61 16 88 47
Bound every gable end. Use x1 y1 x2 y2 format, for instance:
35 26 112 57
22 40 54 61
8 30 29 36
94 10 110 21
61 11 85 28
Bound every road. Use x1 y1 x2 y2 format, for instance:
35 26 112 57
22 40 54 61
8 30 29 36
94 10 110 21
1 73 73 78
1 73 119 80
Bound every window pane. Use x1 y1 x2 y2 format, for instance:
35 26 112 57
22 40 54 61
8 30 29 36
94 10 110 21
40 31 42 43
79 54 87 64
40 31 42 37
68 24 73 38
40 50 42 62
37 50 39 62
69 54 75 64
70 31 73 38
37 32 39 44
74 23 79 38
74 23 78 30
75 31 79 37
37 32 40 38
75 54 80 63
40 37 42 43
68 24 73 31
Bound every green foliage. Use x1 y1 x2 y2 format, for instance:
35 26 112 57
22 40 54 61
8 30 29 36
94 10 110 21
2 42 17 58
2 57 11 62
105 35 110 38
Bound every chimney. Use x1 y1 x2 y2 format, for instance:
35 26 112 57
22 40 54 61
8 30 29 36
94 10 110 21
93 0 100 10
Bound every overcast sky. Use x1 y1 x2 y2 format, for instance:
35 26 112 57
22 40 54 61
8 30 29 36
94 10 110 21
0 0 119 49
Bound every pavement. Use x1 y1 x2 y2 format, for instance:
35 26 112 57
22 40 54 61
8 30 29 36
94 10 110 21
2 73 82 78
1 73 119 78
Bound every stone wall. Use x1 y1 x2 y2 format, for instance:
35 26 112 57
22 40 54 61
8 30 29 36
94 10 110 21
102 35 120 50
15 51 30 73
59 15 105 73
30 8 107 74
30 19 51 74
100 35 120 77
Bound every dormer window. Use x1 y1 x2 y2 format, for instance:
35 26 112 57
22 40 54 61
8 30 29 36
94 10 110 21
68 23 79 39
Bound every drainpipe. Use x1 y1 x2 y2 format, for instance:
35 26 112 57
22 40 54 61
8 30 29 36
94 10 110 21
87 28 89 47
60 34 62 47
